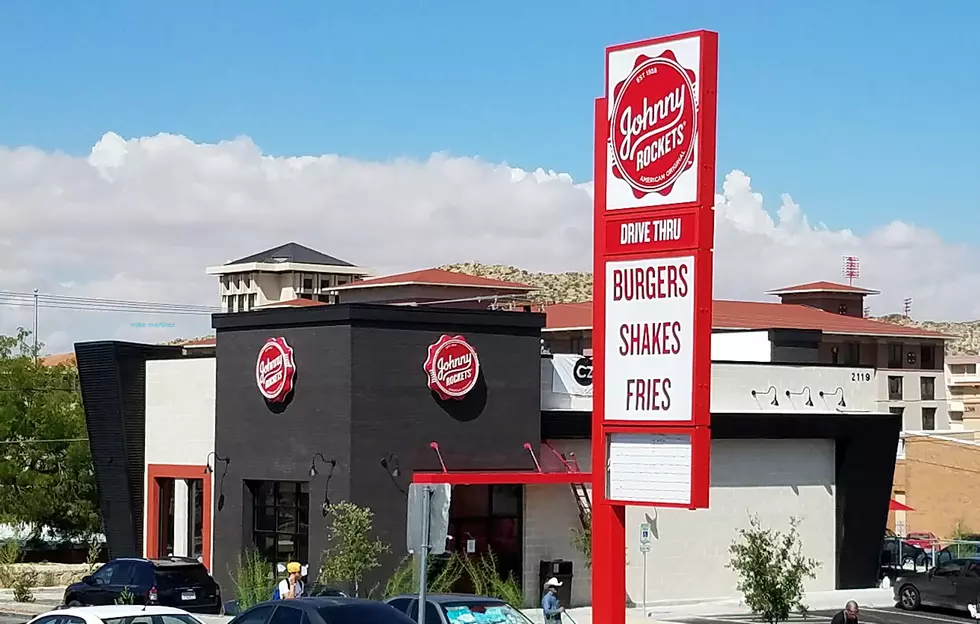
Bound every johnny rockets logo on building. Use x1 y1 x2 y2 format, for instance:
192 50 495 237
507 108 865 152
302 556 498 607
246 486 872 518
604 255 694 422
256 337 296 402
606 35 702 210
424 335 480 401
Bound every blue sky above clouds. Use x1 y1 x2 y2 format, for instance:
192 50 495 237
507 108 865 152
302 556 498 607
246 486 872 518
0 0 978 352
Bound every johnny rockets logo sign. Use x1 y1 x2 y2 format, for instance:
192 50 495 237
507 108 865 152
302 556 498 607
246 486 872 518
256 337 296 402
424 335 480 400
609 48 698 200
604 256 694 422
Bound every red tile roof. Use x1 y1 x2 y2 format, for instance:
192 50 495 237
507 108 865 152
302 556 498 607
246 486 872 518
766 281 880 295
544 300 950 339
41 352 77 367
257 298 329 308
329 269 533 292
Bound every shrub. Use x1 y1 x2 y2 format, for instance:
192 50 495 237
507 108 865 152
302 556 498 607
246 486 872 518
384 553 465 598
460 549 523 607
727 515 819 624
114 587 135 605
570 518 591 569
318 501 390 597
231 548 274 611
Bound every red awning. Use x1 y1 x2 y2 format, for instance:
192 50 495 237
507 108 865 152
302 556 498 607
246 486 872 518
890 499 914 512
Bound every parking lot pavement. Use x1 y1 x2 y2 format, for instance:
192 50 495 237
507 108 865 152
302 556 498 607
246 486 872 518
672 606 978 624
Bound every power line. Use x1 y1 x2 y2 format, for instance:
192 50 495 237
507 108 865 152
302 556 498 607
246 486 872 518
0 289 219 316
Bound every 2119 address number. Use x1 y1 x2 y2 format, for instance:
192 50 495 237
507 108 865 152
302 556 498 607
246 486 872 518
851 372 872 382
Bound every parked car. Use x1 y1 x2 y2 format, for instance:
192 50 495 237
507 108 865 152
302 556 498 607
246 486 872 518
904 532 939 552
882 533 926 569
63 557 221 614
385 594 534 624
229 596 415 624
894 556 980 612
27 605 206 624
222 586 348 616
934 542 980 566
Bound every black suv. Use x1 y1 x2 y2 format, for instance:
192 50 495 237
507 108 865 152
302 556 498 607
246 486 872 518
64 557 221 614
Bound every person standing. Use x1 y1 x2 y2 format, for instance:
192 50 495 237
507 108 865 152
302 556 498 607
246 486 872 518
830 601 859 624
541 577 564 623
277 562 305 600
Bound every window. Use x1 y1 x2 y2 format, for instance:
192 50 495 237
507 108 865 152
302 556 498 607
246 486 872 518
269 606 304 624
842 342 860 366
238 294 247 312
245 273 252 289
889 407 905 417
920 377 936 401
921 407 936 430
248 293 256 311
921 345 936 369
933 561 962 577
320 603 418 624
229 296 238 313
92 561 121 584
407 601 442 624
103 616 205 624
888 376 903 401
302 277 313 291
251 481 310 570
888 343 904 368
387 599 413 614
320 279 330 291
232 605 276 624
838 304 848 315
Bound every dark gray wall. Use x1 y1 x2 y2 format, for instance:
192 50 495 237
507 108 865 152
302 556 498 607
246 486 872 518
210 304 544 595
75 341 185 559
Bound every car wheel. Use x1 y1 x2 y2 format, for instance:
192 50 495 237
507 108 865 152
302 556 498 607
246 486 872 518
899 584 921 610
68 600 82 607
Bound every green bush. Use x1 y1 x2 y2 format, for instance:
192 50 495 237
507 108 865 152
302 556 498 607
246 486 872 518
318 501 390 597
570 518 591 569
231 549 274 611
727 516 819 624
384 553 465 598
114 587 135 605
460 549 523 607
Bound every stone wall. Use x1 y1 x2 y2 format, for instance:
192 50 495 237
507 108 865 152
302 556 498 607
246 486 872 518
0 563 90 588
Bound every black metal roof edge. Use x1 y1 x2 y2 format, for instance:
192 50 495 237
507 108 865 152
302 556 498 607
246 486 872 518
211 302 546 332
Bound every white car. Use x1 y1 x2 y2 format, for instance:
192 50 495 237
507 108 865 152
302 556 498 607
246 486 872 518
26 605 207 624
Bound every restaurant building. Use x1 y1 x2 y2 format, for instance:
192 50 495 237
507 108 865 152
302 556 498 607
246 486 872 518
73 250 945 605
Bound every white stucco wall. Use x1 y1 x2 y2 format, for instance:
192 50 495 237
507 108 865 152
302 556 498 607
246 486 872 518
524 439 837 605
143 358 217 563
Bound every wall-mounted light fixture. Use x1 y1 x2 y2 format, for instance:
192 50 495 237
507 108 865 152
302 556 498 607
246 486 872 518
785 386 814 407
308 454 337 516
820 387 846 408
751 386 779 406
380 454 407 497
523 442 542 473
204 452 231 511
429 441 448 473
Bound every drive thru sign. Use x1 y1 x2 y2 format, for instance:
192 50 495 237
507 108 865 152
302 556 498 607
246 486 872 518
591 30 718 624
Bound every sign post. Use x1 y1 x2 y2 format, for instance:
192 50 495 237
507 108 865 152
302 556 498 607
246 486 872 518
592 30 718 624
416 485 430 624
639 523 652 616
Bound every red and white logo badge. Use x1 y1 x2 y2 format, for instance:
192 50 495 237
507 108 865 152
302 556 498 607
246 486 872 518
424 335 480 400
609 49 698 200
256 337 296 402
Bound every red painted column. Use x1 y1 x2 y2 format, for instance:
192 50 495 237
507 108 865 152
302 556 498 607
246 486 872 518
592 502 626 624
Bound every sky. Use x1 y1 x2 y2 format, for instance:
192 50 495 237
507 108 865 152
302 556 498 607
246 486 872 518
0 0 978 353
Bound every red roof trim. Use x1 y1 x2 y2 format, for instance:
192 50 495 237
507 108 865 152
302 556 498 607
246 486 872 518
544 300 951 339
330 268 533 291
257 298 329 308
766 281 880 295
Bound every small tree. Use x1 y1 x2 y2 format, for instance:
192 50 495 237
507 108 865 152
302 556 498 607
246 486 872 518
318 501 390 596
570 517 592 569
727 515 819 624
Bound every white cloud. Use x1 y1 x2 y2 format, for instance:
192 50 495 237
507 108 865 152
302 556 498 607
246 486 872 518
0 133 975 353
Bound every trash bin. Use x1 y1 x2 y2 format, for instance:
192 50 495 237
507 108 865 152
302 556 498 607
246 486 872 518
539 559 573 607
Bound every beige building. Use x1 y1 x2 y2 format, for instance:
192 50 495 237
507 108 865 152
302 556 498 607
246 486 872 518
945 355 980 436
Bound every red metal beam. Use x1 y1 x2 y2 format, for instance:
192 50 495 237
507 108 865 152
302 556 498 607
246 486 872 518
412 471 591 485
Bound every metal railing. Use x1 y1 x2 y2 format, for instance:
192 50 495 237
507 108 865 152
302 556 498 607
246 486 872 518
883 538 980 575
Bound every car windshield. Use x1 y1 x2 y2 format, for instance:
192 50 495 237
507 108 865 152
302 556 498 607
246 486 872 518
102 615 204 624
441 601 533 624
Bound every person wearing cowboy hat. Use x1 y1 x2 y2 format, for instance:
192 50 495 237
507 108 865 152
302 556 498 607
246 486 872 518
278 562 305 599
541 577 564 623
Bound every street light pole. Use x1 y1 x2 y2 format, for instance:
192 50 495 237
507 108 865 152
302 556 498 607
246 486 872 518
33 288 39 364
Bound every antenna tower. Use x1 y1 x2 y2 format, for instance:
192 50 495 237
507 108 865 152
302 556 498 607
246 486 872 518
903 297 912 319
841 256 860 286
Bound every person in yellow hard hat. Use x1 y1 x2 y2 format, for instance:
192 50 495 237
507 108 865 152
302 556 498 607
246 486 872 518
277 562 305 599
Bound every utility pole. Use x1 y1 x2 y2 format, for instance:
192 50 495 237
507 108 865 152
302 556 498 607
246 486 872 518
33 288 39 364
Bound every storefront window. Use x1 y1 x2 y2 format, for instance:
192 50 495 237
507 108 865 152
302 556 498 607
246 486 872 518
249 481 310 568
